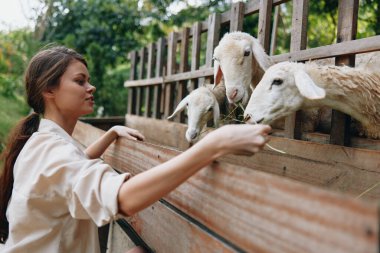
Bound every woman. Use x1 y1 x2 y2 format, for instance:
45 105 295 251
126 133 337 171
0 46 271 253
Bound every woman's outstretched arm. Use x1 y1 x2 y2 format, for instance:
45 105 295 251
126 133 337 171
84 126 145 159
118 124 271 216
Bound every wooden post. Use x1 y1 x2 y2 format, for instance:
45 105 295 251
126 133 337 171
189 22 202 92
284 0 309 139
175 27 190 123
330 0 359 146
230 2 245 32
153 38 165 119
144 43 155 118
258 0 272 53
127 51 137 115
164 32 177 119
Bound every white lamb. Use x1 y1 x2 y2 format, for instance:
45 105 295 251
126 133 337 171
168 82 227 143
213 31 272 105
244 61 380 139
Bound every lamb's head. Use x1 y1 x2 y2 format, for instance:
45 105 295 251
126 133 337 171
244 62 326 125
168 86 220 143
213 31 272 105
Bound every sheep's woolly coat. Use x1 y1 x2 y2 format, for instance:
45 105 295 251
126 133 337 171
305 63 380 138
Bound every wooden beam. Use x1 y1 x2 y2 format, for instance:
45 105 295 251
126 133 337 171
330 0 359 146
258 0 272 52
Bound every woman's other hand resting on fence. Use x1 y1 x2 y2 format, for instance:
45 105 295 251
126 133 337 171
85 125 145 159
118 124 271 217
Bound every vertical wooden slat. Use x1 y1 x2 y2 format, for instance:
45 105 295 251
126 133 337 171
206 13 221 68
164 32 177 119
230 2 245 32
258 0 272 52
127 51 137 115
284 0 309 139
136 48 146 116
153 38 165 119
144 43 155 117
174 28 190 123
330 0 359 146
189 22 202 92
270 5 280 56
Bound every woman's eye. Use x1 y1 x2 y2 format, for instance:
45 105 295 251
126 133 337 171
76 80 85 85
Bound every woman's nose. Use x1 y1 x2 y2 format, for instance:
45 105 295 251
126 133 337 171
87 83 96 93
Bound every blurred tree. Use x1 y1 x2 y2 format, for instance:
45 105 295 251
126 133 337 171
38 0 228 116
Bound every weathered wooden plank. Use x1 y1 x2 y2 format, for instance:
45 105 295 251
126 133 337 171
258 0 272 52
164 32 177 119
284 0 309 140
73 120 379 253
205 13 221 68
230 2 245 32
174 28 190 123
143 44 155 118
330 0 359 146
123 115 380 200
124 68 213 87
128 202 238 253
272 35 380 62
127 52 138 115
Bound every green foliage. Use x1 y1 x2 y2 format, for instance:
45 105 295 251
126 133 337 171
0 94 28 154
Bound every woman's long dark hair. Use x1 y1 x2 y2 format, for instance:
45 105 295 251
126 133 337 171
0 46 87 243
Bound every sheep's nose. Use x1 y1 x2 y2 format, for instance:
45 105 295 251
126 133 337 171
190 132 198 140
230 89 238 100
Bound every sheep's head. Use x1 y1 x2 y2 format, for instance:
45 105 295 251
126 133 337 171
213 31 272 105
244 62 326 125
168 87 220 143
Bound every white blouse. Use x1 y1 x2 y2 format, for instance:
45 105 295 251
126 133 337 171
3 119 130 253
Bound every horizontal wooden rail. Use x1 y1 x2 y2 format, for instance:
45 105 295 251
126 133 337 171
73 120 378 253
124 35 380 88
273 34 380 62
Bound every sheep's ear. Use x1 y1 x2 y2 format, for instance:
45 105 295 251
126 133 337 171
251 39 272 71
294 70 326 100
213 60 223 87
212 98 220 128
168 96 188 119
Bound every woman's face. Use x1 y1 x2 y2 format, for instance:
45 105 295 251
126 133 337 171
52 59 96 118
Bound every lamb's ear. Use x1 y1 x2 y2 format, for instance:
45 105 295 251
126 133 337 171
213 60 223 88
168 96 188 119
212 98 220 128
294 70 326 99
251 39 272 71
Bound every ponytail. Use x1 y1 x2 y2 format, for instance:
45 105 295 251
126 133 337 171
0 112 40 243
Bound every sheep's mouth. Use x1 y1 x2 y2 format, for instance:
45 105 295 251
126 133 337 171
255 117 264 124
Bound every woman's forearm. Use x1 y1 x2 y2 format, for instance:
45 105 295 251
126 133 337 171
84 129 117 159
117 134 222 216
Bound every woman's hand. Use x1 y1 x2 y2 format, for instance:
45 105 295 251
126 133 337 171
111 126 145 141
204 124 272 157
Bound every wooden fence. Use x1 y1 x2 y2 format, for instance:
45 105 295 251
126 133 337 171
124 0 380 150
73 0 380 252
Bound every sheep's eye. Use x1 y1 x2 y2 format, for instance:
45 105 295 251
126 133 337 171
271 79 283 86
213 56 219 62
244 50 250 57
207 107 213 112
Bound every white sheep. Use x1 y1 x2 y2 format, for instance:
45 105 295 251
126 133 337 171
168 82 227 143
213 31 323 132
213 31 272 105
244 61 380 139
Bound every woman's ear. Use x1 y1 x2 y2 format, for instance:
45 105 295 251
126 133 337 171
42 89 56 99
